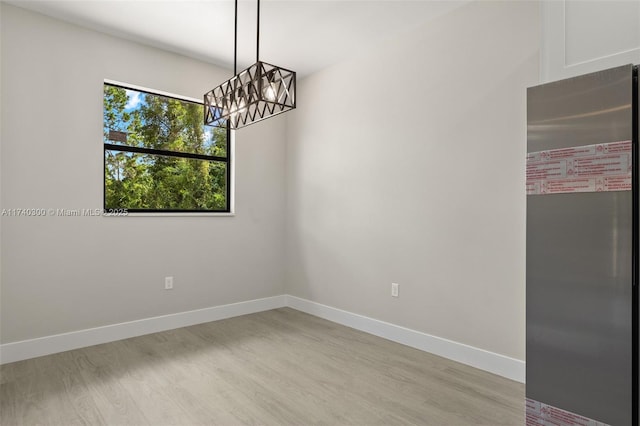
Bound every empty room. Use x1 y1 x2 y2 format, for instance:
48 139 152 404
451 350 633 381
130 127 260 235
1 1 639 425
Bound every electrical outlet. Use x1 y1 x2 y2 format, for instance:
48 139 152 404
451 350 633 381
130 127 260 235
391 282 399 297
165 276 174 290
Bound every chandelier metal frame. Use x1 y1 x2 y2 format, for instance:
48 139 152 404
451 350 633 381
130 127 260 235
204 0 296 129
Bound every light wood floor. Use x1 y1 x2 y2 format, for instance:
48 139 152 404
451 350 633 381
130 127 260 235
0 308 524 425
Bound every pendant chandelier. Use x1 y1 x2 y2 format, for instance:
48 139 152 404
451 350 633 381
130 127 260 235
204 0 296 129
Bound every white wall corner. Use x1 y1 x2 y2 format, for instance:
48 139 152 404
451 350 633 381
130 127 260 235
285 295 525 383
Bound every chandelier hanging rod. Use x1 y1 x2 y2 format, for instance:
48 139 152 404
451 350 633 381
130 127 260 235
256 0 260 63
234 0 238 74
233 0 261 74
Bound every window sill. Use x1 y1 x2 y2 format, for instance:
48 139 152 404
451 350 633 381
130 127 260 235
105 212 235 217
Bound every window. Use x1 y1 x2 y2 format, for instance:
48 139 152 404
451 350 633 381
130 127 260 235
103 82 230 213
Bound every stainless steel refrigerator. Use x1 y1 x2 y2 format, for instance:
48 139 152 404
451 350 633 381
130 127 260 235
526 64 638 426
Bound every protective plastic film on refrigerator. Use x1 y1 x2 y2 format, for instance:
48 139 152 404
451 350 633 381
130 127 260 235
526 64 638 426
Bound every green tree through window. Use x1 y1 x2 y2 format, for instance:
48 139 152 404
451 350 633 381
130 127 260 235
103 83 230 212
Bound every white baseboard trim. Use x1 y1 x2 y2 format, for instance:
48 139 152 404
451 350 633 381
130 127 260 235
285 295 525 383
0 295 286 365
1 293 525 383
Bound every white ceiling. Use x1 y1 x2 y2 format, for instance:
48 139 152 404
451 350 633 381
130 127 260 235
6 0 468 77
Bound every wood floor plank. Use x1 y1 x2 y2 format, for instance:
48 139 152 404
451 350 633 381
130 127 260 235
70 346 149 425
1 308 524 425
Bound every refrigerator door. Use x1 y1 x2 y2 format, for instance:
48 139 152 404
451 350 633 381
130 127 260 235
527 64 635 425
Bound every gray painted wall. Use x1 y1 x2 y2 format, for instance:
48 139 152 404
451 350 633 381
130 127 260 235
0 4 286 343
284 1 540 360
2 1 540 363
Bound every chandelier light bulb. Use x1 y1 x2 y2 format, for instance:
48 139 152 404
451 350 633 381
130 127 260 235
231 98 247 120
263 84 277 102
